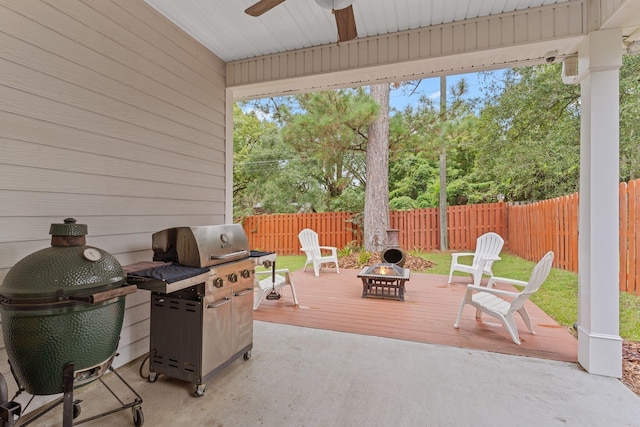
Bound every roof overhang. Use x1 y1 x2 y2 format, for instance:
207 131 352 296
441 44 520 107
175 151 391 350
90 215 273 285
227 1 588 99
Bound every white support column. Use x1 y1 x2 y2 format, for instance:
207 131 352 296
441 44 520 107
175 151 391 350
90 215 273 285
577 28 623 377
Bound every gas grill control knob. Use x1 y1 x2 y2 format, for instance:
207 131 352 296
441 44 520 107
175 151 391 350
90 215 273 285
241 269 251 278
228 273 238 283
214 278 224 288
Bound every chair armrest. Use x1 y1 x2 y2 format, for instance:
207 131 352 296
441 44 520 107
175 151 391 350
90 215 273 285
318 246 337 254
466 284 521 298
451 252 474 263
255 268 291 284
256 268 290 277
486 276 528 288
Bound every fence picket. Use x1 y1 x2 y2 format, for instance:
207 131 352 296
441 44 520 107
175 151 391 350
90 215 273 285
240 180 640 294
625 180 639 292
620 183 629 293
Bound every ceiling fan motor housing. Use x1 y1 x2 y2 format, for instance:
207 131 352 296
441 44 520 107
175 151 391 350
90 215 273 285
315 0 355 10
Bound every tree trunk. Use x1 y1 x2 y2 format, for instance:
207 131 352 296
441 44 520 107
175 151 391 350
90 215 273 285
364 83 390 252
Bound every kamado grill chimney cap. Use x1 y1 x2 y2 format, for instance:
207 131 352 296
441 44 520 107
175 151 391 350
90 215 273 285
49 217 88 237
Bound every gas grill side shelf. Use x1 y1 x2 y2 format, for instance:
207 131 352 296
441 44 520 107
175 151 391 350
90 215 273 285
126 271 210 294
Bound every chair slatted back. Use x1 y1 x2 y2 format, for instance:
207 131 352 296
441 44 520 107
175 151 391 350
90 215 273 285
298 229 320 256
510 251 554 313
472 232 505 267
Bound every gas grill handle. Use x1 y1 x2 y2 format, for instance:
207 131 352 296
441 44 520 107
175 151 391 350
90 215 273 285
234 288 253 297
209 250 249 260
206 297 231 309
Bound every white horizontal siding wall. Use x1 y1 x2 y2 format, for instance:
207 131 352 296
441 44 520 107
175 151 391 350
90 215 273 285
0 0 227 399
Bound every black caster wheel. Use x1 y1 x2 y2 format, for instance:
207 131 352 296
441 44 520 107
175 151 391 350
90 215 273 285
194 384 205 397
243 351 251 361
148 372 158 383
132 406 144 427
73 403 81 419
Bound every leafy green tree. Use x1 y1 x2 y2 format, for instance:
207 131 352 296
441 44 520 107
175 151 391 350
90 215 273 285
233 103 326 218
279 89 379 211
472 65 581 202
619 55 640 181
234 57 640 218
387 80 477 209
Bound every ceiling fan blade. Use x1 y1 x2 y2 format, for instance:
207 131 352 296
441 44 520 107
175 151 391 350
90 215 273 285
245 0 287 17
334 5 357 42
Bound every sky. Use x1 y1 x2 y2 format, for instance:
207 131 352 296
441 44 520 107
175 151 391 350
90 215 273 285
242 69 507 119
388 71 501 111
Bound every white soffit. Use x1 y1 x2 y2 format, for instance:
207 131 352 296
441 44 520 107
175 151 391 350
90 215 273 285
144 0 577 62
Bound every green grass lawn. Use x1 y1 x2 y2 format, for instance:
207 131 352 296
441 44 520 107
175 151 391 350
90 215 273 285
272 252 640 342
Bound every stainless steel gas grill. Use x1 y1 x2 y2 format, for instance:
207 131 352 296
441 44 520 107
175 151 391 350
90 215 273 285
125 224 255 397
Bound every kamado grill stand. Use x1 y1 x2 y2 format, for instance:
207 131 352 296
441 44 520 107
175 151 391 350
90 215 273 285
126 224 260 397
0 218 143 427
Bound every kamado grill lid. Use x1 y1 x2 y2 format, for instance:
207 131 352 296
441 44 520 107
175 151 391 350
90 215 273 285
0 218 125 301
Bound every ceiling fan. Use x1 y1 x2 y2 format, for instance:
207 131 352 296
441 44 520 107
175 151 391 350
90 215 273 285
245 0 358 43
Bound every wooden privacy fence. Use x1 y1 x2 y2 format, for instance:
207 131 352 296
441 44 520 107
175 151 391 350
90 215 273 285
620 180 640 295
242 203 508 255
506 194 579 273
242 212 359 256
240 178 640 295
389 203 508 251
507 181 640 295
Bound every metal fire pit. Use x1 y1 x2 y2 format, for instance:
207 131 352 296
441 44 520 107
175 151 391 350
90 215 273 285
357 263 410 301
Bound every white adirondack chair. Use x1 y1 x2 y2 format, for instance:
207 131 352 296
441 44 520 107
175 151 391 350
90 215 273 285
453 251 554 345
254 268 299 310
298 228 340 277
447 232 504 286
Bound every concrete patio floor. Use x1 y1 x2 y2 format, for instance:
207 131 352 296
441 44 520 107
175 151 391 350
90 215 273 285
27 321 640 426
19 270 640 426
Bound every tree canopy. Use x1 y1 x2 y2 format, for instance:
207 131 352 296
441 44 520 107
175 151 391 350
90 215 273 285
233 56 640 221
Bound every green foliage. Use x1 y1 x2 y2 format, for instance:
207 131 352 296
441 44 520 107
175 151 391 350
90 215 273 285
337 247 352 258
337 240 361 258
256 255 306 274
233 102 331 218
235 59 640 213
388 79 479 208
389 196 418 210
280 88 379 206
389 155 438 202
619 55 640 181
620 292 640 341
330 184 365 212
472 65 581 202
357 251 372 265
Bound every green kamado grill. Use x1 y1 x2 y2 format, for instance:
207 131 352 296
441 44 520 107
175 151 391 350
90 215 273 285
0 218 136 396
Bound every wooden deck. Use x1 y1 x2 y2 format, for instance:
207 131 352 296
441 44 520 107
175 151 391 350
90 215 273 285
253 268 578 363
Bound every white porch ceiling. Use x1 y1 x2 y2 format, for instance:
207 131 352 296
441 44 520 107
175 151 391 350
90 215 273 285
145 0 583 62
145 0 640 99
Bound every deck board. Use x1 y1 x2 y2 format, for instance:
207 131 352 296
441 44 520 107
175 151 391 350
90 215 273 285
253 269 578 363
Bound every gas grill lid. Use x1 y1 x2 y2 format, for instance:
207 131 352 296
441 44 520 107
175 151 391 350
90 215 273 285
152 224 249 268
